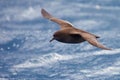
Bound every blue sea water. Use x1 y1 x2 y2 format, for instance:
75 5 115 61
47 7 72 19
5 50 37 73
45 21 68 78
0 0 120 80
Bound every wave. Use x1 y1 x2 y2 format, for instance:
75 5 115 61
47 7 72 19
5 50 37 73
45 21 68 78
1 1 119 23
93 49 120 55
0 6 41 22
11 48 120 69
80 61 120 77
12 53 75 69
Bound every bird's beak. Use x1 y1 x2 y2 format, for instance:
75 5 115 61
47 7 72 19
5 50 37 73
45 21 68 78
49 37 55 42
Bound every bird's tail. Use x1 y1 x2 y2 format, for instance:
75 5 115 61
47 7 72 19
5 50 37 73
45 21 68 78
41 8 53 19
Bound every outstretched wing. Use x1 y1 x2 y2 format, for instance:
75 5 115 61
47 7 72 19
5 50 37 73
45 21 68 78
81 32 111 50
71 31 111 50
41 8 73 29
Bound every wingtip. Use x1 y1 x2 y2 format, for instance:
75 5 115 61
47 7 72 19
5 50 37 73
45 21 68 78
104 48 112 50
41 8 46 15
41 8 45 12
99 45 112 50
41 8 53 19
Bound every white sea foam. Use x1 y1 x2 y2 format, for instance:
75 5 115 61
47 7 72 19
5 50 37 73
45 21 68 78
74 20 104 30
12 48 120 69
80 51 120 77
0 78 8 80
75 3 120 10
12 53 74 69
17 7 40 21
95 5 101 10
81 65 120 77
93 49 120 55
1 6 41 22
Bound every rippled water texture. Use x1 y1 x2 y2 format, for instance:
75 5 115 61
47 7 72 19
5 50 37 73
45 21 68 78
0 0 120 80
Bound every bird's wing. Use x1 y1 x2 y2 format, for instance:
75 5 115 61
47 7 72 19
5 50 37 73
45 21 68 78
71 31 111 50
41 8 73 29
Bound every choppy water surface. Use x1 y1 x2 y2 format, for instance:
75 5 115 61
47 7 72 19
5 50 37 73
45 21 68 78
0 0 120 80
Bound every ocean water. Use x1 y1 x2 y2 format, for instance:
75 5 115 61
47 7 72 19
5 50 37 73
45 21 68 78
0 0 120 80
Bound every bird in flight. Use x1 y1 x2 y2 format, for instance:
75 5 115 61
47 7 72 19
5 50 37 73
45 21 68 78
41 8 111 50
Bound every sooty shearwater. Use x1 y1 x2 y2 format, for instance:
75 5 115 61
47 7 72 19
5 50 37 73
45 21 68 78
41 8 111 50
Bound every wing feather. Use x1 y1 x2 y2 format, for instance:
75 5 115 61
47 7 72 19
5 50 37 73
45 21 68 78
70 31 111 50
81 32 111 50
41 8 73 28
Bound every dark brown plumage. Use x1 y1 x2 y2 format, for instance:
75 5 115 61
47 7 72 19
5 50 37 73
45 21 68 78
41 8 111 50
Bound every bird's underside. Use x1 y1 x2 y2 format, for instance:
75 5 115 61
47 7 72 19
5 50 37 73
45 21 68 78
41 8 111 50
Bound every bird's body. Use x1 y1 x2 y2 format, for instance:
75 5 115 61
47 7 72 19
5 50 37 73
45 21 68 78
53 28 85 43
41 8 111 50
